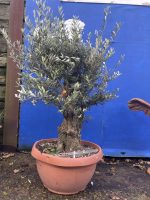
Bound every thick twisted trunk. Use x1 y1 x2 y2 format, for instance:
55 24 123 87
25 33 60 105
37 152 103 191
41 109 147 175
57 109 83 152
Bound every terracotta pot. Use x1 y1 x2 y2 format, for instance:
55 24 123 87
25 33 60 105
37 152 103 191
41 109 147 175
31 139 103 195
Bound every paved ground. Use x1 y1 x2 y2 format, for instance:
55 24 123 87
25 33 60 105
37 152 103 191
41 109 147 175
0 152 150 200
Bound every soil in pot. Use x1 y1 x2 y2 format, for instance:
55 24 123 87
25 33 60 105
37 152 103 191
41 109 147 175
37 140 99 158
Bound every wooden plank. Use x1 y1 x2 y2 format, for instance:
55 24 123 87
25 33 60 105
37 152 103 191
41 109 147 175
0 5 10 20
3 0 25 148
0 37 7 53
0 86 5 99
0 20 9 30
0 68 6 76
0 0 10 4
0 135 3 144
0 75 6 84
60 0 150 6
0 56 7 67
0 126 2 131
0 115 4 124
0 4 9 145
0 102 4 109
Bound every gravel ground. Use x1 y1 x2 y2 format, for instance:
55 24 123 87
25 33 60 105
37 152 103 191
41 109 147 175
0 152 150 200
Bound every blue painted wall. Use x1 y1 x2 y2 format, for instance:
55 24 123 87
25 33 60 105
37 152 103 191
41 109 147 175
19 0 150 157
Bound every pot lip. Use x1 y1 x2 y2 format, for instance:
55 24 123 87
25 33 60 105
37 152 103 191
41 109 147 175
31 138 103 167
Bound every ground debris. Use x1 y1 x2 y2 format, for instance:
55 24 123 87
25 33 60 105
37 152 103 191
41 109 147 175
9 162 14 166
110 167 116 175
125 159 131 163
13 169 20 174
0 153 15 160
145 161 150 165
104 158 120 165
90 181 94 186
0 153 150 200
19 150 30 154
109 194 127 200
111 196 121 200
28 179 31 184
146 167 150 175
3 191 8 196
132 163 145 170
21 175 26 179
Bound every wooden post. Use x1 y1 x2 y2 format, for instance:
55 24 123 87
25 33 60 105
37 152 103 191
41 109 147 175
3 0 24 148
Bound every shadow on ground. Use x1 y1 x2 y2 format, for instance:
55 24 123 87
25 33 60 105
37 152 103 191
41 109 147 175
0 152 150 200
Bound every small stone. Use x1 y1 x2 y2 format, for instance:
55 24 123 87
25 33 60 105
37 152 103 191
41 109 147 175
91 181 94 186
3 191 8 196
28 179 31 184
9 162 13 166
101 158 105 163
111 196 120 200
146 161 150 165
133 164 144 170
21 176 26 179
13 169 20 174
139 159 144 164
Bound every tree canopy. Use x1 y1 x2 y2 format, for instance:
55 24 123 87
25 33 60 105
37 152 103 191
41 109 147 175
1 0 123 118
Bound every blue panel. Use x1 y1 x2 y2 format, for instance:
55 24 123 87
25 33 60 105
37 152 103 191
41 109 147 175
19 0 150 157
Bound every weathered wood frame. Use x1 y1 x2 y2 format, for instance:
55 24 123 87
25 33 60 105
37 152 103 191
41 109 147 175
3 0 24 149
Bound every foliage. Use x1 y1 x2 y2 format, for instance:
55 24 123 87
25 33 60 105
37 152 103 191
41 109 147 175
1 0 123 119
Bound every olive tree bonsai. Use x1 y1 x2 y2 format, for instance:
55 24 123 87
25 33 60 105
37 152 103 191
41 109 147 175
1 0 122 153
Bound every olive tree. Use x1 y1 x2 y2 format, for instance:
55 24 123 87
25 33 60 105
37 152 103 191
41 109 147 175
1 0 123 152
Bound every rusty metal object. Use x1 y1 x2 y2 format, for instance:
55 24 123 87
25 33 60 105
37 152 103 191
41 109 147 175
128 98 150 116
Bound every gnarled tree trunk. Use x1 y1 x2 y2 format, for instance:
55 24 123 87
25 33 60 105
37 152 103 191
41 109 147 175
57 108 83 152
